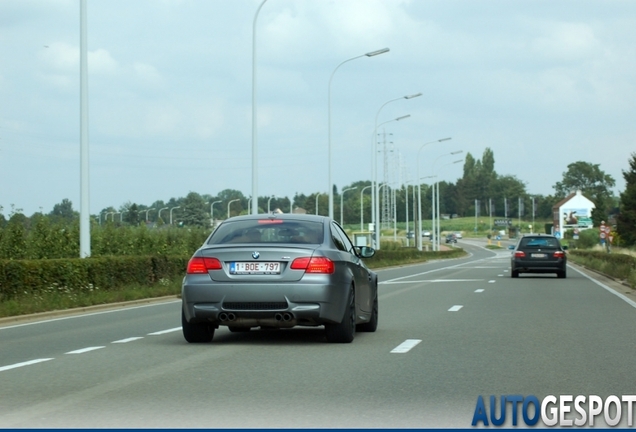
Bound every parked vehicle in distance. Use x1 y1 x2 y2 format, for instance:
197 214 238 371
445 233 457 243
509 234 568 278
422 231 432 239
454 232 463 239
181 214 379 344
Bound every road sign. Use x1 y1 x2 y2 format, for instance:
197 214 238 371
494 219 512 226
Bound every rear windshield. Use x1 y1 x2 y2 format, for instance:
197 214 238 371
207 219 323 245
519 237 560 248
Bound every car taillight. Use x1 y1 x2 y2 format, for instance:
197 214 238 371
290 257 335 274
553 251 565 258
187 257 222 274
514 251 526 258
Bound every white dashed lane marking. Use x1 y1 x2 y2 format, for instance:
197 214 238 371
147 327 181 336
475 289 485 293
391 339 422 353
65 346 105 354
112 337 144 344
448 305 463 312
0 358 53 372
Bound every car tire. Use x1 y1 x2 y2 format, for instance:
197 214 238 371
557 270 567 279
357 288 378 333
325 286 356 343
511 269 519 278
228 326 251 332
181 309 214 343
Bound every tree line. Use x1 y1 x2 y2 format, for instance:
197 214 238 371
2 148 635 247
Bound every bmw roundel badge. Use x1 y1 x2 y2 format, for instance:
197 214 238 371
252 251 260 259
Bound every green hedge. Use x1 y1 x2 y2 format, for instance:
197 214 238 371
0 255 189 301
568 250 636 286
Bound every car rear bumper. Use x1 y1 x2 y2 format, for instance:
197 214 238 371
181 275 349 328
511 259 566 273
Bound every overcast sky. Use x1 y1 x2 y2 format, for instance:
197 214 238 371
1 0 635 216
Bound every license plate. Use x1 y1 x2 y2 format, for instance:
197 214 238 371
531 253 547 258
230 262 281 274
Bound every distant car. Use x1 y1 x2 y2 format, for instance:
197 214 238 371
509 234 568 278
422 231 432 239
454 232 463 239
445 233 457 243
181 214 379 344
406 231 415 239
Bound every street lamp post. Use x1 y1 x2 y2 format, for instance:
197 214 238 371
144 208 155 222
170 206 180 225
360 185 372 232
251 0 267 215
372 113 413 250
315 193 321 215
435 159 463 251
158 207 169 223
340 186 357 226
328 47 390 220
210 200 221 220
416 137 452 250
227 199 240 219
372 93 422 250
431 151 463 250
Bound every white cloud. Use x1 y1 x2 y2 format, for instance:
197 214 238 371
531 22 601 62
38 42 119 75
133 62 165 88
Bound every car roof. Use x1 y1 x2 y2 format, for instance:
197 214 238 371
223 213 331 223
521 234 557 239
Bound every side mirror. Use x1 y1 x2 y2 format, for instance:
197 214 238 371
562 245 569 250
508 245 515 250
357 246 376 258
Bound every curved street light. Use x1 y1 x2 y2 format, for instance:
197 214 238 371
227 199 240 219
210 200 222 220
328 47 390 220
372 92 422 250
340 186 357 226
416 137 452 250
158 207 169 223
144 208 155 222
170 206 180 225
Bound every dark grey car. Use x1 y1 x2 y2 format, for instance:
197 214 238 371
509 234 568 278
181 214 378 343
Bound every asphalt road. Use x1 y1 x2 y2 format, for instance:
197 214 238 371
2 240 636 428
